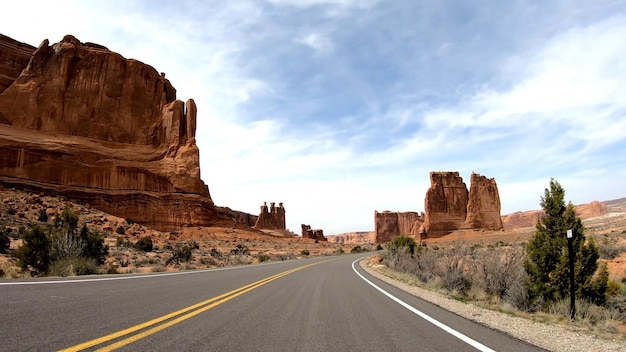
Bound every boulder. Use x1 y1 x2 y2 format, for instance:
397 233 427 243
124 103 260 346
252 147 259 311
0 34 215 230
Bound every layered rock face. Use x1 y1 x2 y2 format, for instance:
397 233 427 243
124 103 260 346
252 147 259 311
0 34 215 230
575 201 608 219
301 224 327 241
465 173 503 230
418 172 504 238
502 201 608 230
253 202 285 230
419 172 469 235
326 231 376 244
374 211 424 243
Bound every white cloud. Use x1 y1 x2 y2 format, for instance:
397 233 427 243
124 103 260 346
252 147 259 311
296 33 334 54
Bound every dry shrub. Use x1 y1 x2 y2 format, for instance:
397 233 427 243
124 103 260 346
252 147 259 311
474 246 529 310
48 257 99 277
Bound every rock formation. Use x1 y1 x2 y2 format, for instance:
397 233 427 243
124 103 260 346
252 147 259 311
374 211 424 243
465 173 503 230
301 224 327 241
0 34 216 230
418 172 504 238
217 206 258 227
326 231 376 244
253 202 285 230
502 201 609 230
575 200 608 219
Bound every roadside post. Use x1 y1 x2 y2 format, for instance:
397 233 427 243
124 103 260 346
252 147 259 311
567 229 575 320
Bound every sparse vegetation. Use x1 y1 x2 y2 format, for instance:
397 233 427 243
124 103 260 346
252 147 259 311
134 236 153 252
350 245 362 253
37 209 48 222
0 226 11 253
14 207 108 275
300 249 310 256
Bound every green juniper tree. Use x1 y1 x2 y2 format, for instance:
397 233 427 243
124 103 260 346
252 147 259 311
524 179 605 307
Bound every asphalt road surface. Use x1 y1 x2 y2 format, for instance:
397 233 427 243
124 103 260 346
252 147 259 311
0 254 545 351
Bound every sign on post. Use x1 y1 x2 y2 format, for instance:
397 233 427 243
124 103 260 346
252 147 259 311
567 229 573 239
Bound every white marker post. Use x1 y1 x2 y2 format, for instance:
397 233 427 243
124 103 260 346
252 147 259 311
567 229 575 320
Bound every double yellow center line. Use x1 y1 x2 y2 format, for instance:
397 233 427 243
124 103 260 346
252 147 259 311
60 261 327 351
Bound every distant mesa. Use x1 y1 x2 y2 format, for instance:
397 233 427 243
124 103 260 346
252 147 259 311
0 33 217 230
301 224 328 241
326 231 376 244
375 171 504 243
502 200 608 230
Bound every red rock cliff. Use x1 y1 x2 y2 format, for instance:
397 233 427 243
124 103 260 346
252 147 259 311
0 34 215 230
374 210 424 243
418 171 504 237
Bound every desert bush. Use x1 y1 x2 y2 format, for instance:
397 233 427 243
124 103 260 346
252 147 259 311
376 244 383 251
210 248 222 258
231 244 250 256
115 226 126 235
7 206 17 215
350 246 362 253
134 237 153 252
334 247 344 254
257 254 270 263
387 235 417 256
37 209 48 222
79 225 108 265
151 265 166 272
166 244 194 265
597 240 626 260
15 226 50 274
300 249 310 256
474 246 529 309
106 265 120 274
549 298 622 327
48 257 99 277
438 244 473 296
0 226 11 253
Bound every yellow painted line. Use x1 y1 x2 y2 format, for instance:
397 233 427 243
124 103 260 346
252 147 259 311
59 260 328 352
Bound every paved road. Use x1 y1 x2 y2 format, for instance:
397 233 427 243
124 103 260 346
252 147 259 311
0 254 545 351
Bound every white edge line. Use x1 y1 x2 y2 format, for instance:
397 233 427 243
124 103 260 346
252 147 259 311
0 258 293 286
351 258 496 352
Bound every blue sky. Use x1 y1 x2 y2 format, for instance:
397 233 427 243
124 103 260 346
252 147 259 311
2 1 625 234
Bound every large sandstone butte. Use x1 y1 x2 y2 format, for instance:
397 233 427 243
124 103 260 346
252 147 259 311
419 172 503 237
0 34 216 230
374 211 424 243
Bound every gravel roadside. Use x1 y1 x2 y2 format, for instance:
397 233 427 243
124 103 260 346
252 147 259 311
360 261 625 352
